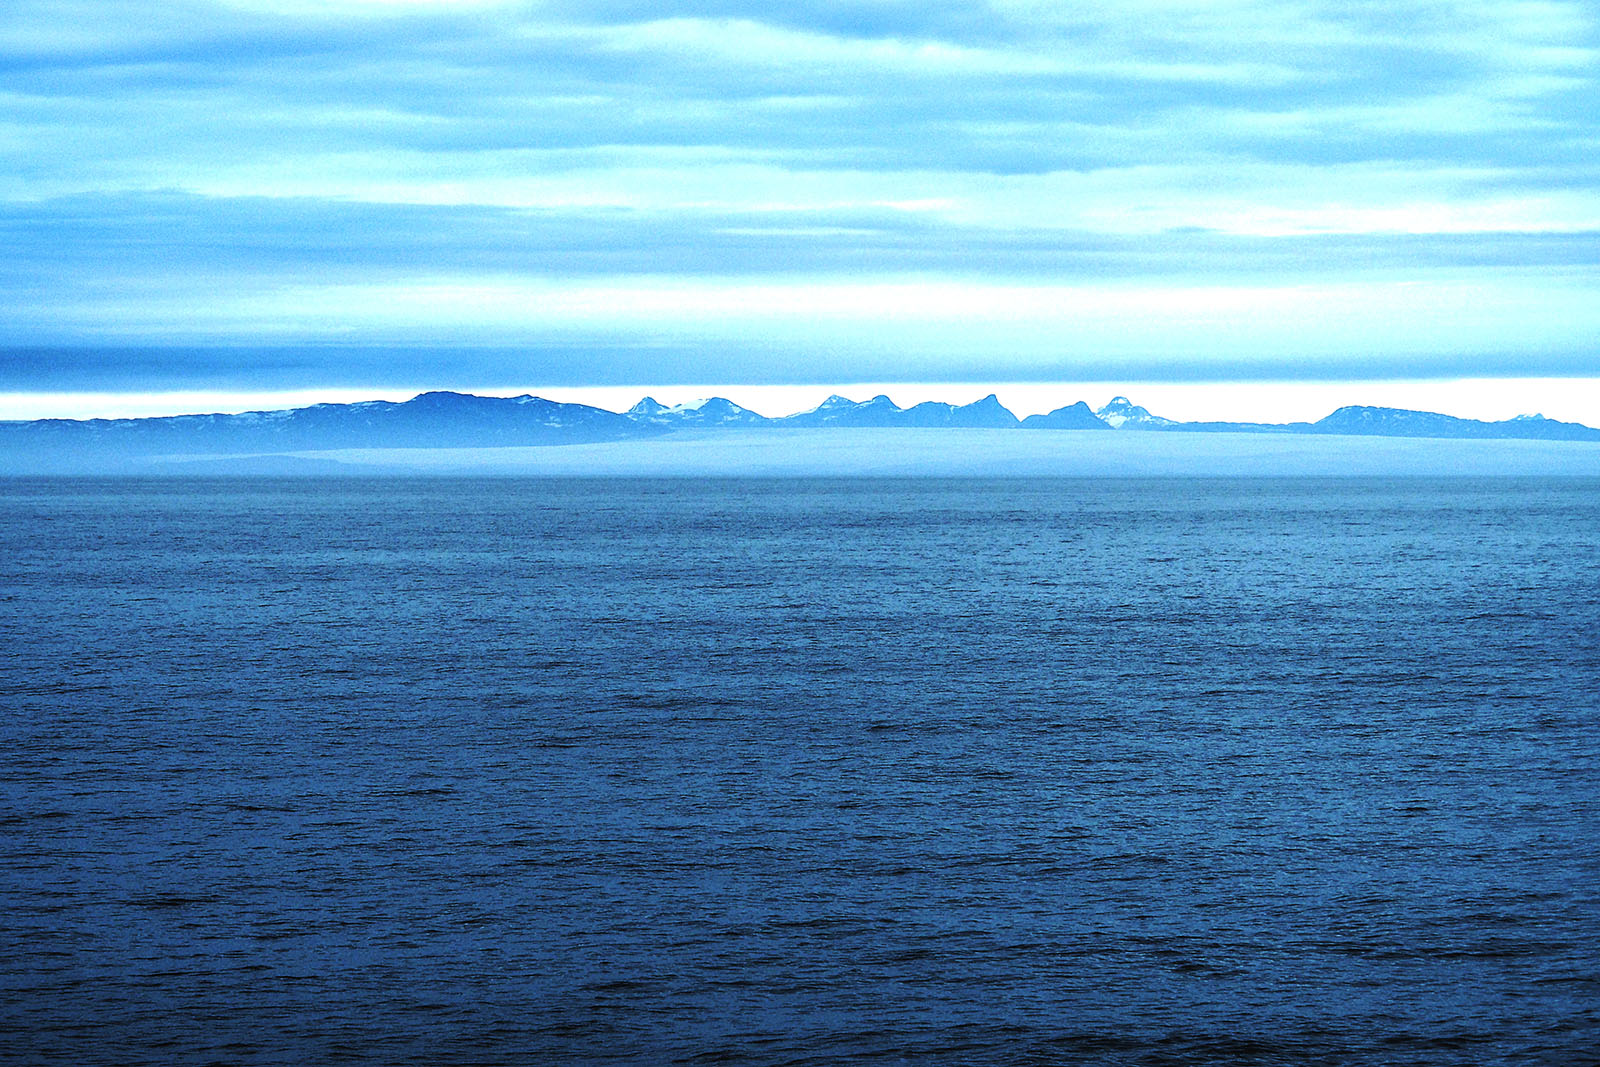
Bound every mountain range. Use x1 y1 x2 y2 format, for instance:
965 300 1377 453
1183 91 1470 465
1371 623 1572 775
3 391 1599 465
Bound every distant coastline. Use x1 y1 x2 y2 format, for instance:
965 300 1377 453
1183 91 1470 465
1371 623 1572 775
5 389 1600 442
4 390 1600 476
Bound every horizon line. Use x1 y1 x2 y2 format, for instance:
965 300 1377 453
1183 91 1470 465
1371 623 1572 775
7 377 1600 429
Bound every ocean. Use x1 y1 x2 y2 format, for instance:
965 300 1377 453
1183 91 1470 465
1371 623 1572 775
2 476 1597 1065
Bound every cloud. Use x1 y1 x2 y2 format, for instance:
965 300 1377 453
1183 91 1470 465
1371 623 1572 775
1 0 1597 390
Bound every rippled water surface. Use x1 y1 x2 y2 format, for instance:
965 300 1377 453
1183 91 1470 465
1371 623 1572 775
3 477 1598 1065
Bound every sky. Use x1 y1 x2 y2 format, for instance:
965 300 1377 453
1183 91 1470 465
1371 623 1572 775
2 0 1599 420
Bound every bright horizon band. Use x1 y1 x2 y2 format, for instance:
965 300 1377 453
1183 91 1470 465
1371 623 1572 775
6 378 1600 428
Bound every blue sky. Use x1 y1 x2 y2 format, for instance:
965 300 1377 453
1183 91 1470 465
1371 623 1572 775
2 0 1598 416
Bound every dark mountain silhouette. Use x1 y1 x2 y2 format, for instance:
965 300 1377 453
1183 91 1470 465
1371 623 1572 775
1093 396 1297 433
900 394 1022 428
627 397 772 427
5 390 1599 472
1309 406 1600 441
779 393 1022 428
780 394 909 427
1021 402 1112 430
0 390 661 463
1094 398 1600 441
1094 396 1172 428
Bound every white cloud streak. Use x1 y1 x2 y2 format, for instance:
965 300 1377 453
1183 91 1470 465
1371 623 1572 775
1 0 1597 390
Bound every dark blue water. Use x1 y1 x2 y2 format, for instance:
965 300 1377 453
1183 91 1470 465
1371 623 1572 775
3 477 1598 1065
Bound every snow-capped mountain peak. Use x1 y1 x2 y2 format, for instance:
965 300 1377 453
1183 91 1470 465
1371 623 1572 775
625 396 770 427
1095 396 1172 429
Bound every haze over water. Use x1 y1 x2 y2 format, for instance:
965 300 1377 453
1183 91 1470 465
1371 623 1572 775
3 476 1597 1065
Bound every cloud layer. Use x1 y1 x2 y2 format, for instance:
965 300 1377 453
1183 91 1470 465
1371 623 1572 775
2 0 1597 389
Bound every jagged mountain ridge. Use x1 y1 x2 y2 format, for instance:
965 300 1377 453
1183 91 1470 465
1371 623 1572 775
0 390 662 459
627 397 771 427
4 391 1599 464
1022 401 1113 430
782 393 1021 429
1095 396 1173 429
